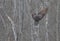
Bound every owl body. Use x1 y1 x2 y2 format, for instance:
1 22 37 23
32 13 45 25
32 8 48 25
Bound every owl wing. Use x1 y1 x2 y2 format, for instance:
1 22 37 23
38 8 48 19
38 8 48 15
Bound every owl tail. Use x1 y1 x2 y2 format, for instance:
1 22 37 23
34 21 39 26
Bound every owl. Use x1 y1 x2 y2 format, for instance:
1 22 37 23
32 7 48 25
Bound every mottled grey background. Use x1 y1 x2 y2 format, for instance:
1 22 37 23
0 0 60 41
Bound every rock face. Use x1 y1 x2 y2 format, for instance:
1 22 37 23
0 0 60 41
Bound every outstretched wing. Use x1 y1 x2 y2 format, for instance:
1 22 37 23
38 7 48 15
38 7 48 19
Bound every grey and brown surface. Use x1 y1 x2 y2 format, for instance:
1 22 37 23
0 0 60 41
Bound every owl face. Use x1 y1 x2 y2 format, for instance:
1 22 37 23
32 13 44 22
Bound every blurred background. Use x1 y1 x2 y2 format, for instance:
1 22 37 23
0 0 60 41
